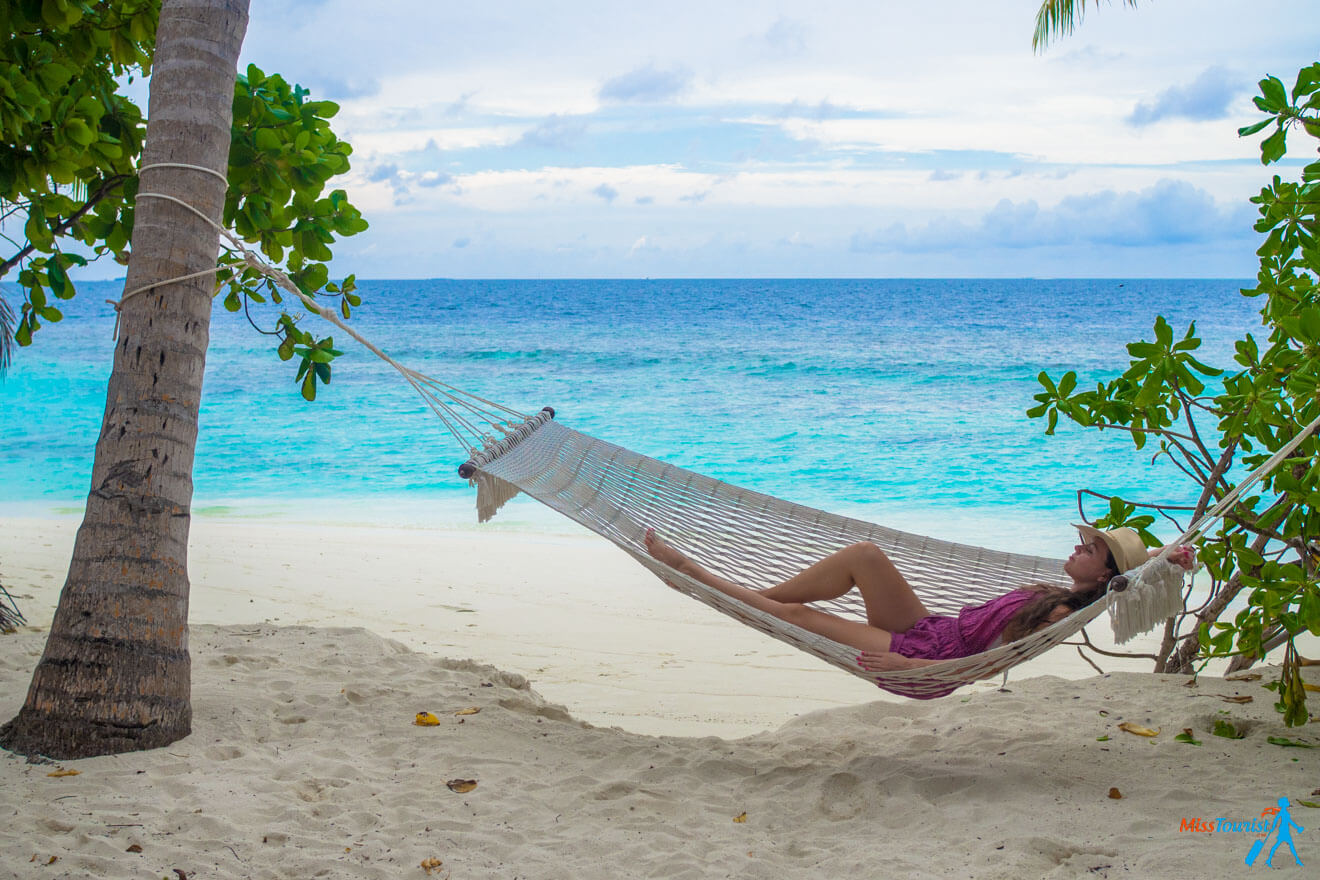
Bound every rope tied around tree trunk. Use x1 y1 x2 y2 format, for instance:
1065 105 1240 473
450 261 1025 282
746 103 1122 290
105 163 232 340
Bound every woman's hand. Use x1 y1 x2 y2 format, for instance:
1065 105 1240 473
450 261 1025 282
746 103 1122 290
857 650 916 672
1157 544 1196 570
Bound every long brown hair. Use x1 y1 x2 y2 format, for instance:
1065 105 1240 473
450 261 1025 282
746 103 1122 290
999 550 1118 643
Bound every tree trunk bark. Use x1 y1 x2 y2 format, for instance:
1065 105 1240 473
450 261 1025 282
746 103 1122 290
0 0 249 759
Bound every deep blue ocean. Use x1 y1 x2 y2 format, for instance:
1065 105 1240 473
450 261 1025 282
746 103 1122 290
0 279 1261 553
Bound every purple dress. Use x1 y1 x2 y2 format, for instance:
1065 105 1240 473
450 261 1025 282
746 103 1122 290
889 588 1037 660
879 589 1037 700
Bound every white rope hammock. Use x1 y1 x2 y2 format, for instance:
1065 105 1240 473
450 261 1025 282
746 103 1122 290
123 163 1320 698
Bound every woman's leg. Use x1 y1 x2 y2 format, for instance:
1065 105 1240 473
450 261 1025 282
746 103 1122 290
761 541 931 632
643 531 926 649
644 530 896 651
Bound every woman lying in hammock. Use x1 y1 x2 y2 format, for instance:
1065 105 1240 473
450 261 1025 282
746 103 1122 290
643 525 1195 672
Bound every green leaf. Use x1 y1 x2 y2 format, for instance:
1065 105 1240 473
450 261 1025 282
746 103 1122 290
47 258 68 297
1057 371 1077 396
1211 719 1245 739
1266 736 1315 748
65 118 96 146
1301 308 1320 340
300 369 317 401
1154 316 1173 348
1238 118 1274 137
1294 63 1320 98
1259 75 1289 112
1261 128 1288 164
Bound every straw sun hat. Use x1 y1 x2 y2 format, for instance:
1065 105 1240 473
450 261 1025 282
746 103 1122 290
1072 523 1147 573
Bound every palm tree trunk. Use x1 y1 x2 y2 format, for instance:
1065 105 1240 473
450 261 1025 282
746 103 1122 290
0 0 249 759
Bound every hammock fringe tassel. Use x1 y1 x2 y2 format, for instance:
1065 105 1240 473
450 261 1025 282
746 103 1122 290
1107 557 1187 645
472 471 523 524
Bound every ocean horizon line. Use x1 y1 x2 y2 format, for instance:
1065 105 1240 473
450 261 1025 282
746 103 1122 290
21 274 1260 286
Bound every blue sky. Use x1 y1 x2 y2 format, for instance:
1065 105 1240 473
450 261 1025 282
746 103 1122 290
159 2 1320 277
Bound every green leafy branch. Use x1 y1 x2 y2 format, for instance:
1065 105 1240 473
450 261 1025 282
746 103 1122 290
1028 61 1320 724
2 8 369 403
0 0 156 350
216 64 368 401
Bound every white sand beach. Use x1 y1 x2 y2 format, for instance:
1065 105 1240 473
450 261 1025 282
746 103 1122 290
2 513 1318 878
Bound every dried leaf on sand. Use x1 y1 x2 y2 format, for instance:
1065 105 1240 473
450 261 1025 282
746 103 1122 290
1193 694 1253 704
1118 722 1160 737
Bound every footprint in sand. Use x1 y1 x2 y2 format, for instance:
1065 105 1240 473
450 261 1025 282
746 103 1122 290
817 772 868 821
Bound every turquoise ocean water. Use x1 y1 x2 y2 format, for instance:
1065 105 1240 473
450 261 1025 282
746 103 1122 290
0 279 1260 555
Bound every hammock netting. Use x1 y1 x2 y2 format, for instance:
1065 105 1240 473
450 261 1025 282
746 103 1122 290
465 410 1119 699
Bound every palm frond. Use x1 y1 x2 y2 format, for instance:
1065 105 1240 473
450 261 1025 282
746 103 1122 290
0 291 14 374
0 578 25 633
1033 0 1141 53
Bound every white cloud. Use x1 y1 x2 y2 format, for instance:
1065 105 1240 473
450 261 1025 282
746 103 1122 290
599 64 692 103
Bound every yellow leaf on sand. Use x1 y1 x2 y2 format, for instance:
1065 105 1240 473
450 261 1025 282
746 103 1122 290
46 768 80 777
446 779 478 793
421 856 444 874
414 712 441 727
454 707 480 716
733 812 747 823
1108 788 1122 799
1118 722 1160 737
1304 683 1320 693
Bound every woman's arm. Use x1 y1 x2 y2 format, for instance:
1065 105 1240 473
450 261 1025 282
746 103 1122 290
856 650 942 672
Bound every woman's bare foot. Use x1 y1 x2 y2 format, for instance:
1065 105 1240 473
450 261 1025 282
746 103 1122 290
644 528 689 571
